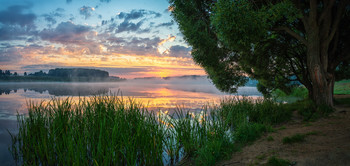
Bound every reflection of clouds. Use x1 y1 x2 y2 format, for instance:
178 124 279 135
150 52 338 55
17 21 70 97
0 80 261 119
0 83 111 96
0 119 17 166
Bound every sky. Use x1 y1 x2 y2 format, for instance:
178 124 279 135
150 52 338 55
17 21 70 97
0 0 206 78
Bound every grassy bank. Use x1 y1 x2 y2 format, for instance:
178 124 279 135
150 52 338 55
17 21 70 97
272 79 350 102
10 96 323 165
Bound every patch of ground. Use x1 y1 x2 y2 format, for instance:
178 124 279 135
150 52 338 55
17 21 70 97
217 95 350 166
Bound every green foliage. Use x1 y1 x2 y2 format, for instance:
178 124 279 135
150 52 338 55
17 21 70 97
335 62 350 81
282 99 333 121
234 122 269 143
334 80 350 95
334 97 350 106
169 0 305 96
10 96 166 165
10 96 295 165
170 0 350 106
219 97 291 145
267 136 274 141
169 0 248 93
220 98 291 127
167 109 234 166
272 86 308 99
265 156 291 166
282 134 306 144
282 132 318 144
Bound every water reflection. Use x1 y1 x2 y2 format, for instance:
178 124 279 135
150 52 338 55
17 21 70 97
0 77 262 165
0 82 110 96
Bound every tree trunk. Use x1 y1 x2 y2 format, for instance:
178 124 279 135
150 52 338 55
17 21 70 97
306 27 334 107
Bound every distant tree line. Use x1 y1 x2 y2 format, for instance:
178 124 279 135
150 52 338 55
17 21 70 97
0 69 18 76
1 68 109 78
48 68 109 78
0 68 122 82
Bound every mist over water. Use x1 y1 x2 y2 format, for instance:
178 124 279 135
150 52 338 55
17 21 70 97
0 77 261 165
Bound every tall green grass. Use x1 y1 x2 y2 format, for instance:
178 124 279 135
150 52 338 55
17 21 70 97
9 96 293 165
220 98 291 144
165 109 234 166
10 96 166 165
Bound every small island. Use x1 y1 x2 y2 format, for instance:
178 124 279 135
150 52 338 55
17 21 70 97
0 68 125 82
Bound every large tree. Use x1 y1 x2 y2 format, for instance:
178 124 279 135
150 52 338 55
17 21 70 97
169 0 350 106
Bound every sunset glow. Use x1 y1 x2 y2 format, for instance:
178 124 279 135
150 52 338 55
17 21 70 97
0 0 205 78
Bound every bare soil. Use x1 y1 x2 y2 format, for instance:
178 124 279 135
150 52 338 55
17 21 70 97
217 95 350 166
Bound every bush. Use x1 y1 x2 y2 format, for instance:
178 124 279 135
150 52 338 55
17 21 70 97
265 156 291 166
234 122 270 143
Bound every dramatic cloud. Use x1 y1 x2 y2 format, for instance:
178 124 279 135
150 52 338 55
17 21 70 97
0 47 23 63
0 24 38 41
42 8 65 26
0 5 37 27
167 45 191 58
115 20 145 33
39 21 92 44
117 9 161 21
21 63 64 70
155 21 174 28
67 0 110 3
79 6 95 19
0 1 202 78
105 36 162 56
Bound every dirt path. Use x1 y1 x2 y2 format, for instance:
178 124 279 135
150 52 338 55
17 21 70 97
217 97 350 166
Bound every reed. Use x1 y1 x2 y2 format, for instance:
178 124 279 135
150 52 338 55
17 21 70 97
9 96 292 165
10 96 166 165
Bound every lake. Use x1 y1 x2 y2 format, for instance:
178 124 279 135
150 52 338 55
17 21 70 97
0 77 261 165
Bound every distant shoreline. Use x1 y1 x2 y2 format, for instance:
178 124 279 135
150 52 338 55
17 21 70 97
0 76 126 82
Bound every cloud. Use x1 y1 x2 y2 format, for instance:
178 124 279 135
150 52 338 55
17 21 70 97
167 45 191 58
21 63 64 70
103 36 162 56
0 25 37 41
117 9 161 22
155 21 174 28
0 47 23 63
0 5 37 27
115 20 144 33
79 6 95 19
67 0 110 3
39 21 92 44
42 8 65 26
158 35 176 46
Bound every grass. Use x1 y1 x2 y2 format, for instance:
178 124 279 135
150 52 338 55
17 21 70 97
282 131 318 144
272 79 350 102
282 99 334 121
10 96 166 165
9 96 295 165
267 136 274 141
272 86 308 100
334 79 350 95
265 156 291 166
334 97 350 106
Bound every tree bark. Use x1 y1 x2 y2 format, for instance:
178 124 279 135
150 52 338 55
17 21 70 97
306 26 334 107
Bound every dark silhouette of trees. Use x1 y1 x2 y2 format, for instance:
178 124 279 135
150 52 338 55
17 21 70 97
169 0 350 106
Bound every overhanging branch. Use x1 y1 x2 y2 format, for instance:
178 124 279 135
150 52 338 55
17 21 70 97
327 0 348 45
274 26 307 45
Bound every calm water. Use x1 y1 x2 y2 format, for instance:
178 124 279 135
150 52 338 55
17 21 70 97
0 77 261 165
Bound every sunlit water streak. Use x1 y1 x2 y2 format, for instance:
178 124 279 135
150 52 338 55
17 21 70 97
0 78 261 165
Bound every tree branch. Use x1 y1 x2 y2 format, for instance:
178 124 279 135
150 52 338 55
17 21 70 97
327 0 348 45
330 46 350 71
274 26 307 45
318 0 335 24
309 0 318 21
